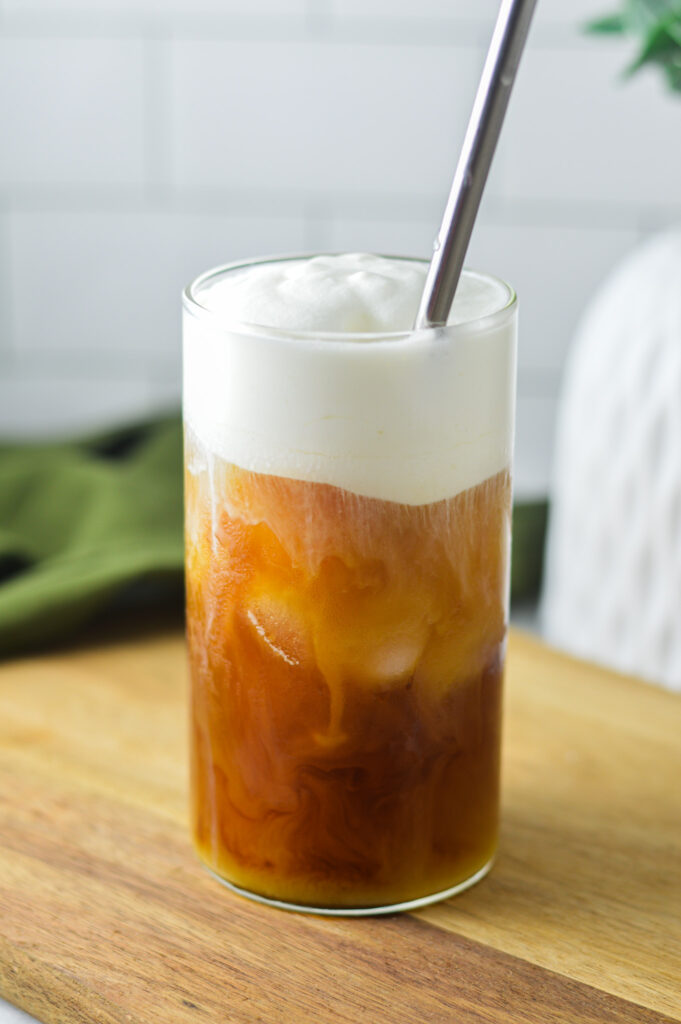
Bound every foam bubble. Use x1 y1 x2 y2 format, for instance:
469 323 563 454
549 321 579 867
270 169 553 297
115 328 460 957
197 253 510 333
183 254 517 505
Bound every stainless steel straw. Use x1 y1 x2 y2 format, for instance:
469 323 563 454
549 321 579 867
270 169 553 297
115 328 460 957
414 0 538 329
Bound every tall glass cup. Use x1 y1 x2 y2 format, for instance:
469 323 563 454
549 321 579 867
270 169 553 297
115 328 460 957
183 255 517 915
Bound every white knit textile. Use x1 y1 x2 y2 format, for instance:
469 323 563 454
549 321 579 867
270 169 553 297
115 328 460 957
541 231 681 692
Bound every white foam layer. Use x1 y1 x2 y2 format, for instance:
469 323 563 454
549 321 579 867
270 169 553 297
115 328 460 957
183 254 517 505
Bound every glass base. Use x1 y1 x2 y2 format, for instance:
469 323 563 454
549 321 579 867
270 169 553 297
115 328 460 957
204 856 495 917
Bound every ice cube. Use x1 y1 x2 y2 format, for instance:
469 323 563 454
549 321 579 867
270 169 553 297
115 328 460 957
361 633 425 684
244 590 313 669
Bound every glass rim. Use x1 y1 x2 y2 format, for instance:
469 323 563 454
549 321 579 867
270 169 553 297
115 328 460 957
182 253 517 344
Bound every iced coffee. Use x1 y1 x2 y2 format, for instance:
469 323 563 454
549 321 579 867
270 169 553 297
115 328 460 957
183 254 517 913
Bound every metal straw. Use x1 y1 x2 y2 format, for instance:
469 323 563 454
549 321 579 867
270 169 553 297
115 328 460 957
414 0 538 329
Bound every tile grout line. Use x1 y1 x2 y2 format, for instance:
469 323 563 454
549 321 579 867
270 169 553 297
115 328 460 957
3 182 678 234
142 31 173 195
0 9 591 48
305 0 334 37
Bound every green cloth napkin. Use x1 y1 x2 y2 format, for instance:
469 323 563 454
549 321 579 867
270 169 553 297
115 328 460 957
510 498 549 606
0 418 184 657
0 416 547 657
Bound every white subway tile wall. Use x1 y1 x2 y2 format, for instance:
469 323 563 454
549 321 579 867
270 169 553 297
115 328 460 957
466 220 641 374
514 394 560 500
332 0 501 22
2 0 306 15
1 0 679 497
0 38 146 185
333 0 604 27
320 212 440 262
170 41 480 195
8 209 307 358
503 46 681 207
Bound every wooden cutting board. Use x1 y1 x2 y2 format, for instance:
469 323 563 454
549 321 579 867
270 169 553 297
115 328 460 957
0 624 679 1024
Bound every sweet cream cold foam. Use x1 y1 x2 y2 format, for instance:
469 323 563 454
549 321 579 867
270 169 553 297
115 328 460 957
183 254 517 506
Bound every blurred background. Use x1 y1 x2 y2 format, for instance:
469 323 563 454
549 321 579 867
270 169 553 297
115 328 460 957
1 0 680 500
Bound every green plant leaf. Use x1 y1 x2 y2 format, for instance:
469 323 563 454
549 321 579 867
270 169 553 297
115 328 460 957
625 0 679 32
665 63 681 88
585 12 627 32
626 24 675 66
626 18 681 74
587 0 681 94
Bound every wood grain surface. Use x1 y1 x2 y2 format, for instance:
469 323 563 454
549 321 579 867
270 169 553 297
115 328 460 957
0 624 679 1024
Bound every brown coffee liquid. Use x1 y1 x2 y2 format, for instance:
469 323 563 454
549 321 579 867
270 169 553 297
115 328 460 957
186 432 510 909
